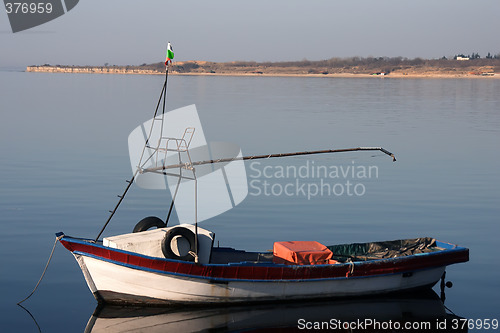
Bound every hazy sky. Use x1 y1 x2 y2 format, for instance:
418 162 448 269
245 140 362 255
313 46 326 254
1 0 500 67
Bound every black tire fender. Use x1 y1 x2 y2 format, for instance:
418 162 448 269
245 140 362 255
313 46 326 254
161 227 197 261
133 216 165 233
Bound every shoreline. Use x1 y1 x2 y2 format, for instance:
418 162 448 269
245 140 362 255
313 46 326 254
25 65 499 79
173 72 499 79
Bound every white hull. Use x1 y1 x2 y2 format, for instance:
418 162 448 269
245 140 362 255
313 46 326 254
75 253 445 305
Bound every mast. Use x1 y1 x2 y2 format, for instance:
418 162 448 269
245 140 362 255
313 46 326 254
94 45 173 242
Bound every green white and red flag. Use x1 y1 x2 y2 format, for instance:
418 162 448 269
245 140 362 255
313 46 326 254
165 42 174 66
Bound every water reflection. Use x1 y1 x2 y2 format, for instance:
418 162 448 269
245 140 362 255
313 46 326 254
85 290 465 332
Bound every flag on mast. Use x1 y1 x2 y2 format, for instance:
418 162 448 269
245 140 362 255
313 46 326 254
165 42 174 66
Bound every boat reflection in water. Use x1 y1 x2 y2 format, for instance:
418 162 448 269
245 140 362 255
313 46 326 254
85 289 466 332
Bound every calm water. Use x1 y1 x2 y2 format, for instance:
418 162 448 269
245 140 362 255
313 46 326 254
0 71 499 331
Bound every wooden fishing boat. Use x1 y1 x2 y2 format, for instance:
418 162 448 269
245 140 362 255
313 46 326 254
57 49 469 305
59 229 467 305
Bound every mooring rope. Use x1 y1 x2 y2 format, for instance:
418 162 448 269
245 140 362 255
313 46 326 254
17 235 62 305
17 304 42 332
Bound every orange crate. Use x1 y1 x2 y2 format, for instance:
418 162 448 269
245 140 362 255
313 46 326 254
273 241 334 265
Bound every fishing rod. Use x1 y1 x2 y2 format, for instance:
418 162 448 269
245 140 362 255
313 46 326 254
94 57 172 242
140 146 396 174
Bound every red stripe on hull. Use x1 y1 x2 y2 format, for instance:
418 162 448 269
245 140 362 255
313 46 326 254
59 238 469 281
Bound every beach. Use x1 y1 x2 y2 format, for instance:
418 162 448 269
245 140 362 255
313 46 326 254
26 59 499 79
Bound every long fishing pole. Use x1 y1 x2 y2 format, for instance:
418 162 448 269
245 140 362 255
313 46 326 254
94 172 137 242
141 147 396 174
94 62 171 242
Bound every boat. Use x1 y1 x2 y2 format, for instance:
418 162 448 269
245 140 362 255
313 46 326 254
57 48 469 305
59 231 468 305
